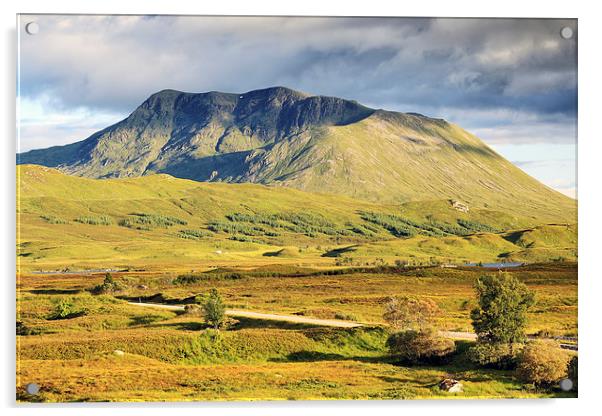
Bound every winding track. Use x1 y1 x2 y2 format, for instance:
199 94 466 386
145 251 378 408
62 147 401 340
128 302 362 328
128 302 578 350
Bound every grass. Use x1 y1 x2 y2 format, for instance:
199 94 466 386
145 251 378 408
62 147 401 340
16 166 576 272
15 165 578 402
19 355 572 402
16 262 577 402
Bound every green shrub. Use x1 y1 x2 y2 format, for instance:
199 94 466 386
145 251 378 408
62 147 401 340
177 229 213 240
334 312 359 321
457 219 500 233
119 213 187 229
90 273 126 294
228 234 264 243
47 297 87 320
360 212 417 237
216 211 356 239
386 329 455 364
173 272 243 285
16 320 43 336
40 215 69 224
467 341 523 369
516 340 570 385
75 215 113 225
360 211 484 238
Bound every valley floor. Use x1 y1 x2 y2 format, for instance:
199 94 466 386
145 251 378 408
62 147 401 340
16 263 577 402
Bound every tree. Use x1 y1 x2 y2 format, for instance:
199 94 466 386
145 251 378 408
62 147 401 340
470 272 534 344
103 273 114 285
383 295 440 331
202 288 226 330
91 272 123 294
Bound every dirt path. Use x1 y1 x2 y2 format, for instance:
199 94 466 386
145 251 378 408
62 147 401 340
440 331 578 351
128 302 577 350
128 302 363 328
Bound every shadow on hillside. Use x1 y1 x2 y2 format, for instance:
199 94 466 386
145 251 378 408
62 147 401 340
230 316 318 331
28 289 82 295
321 245 359 258
153 321 207 331
269 350 387 364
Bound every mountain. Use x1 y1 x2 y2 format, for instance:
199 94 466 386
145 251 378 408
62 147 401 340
17 86 575 222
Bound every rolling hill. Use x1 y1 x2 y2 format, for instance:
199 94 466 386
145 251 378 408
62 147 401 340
17 86 575 222
17 165 576 271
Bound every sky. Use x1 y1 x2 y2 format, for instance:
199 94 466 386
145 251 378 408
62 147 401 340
17 15 577 198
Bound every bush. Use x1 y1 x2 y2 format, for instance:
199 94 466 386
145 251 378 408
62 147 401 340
91 273 125 294
119 213 187 230
212 211 354 239
334 312 359 321
75 215 113 225
40 215 69 224
177 229 213 240
468 341 523 369
47 297 87 320
516 340 570 386
360 211 487 238
16 320 43 336
457 219 500 233
386 329 456 364
173 272 243 285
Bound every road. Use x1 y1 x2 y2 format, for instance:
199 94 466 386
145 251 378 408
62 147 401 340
128 302 577 350
439 331 578 351
128 302 363 328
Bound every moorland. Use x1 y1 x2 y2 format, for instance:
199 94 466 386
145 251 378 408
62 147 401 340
16 87 577 402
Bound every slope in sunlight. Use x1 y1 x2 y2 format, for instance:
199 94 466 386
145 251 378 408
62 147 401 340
17 86 575 222
16 165 576 270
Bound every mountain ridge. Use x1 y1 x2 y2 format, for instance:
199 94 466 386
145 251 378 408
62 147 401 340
17 86 575 222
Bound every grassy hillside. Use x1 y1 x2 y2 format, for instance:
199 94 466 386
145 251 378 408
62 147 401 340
17 87 576 222
17 165 576 271
204 110 575 221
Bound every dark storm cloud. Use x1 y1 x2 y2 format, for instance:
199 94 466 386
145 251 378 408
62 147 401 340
18 15 577 143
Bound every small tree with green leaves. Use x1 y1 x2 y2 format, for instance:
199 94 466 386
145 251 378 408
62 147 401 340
471 272 535 344
202 288 226 330
47 297 86 320
91 272 124 294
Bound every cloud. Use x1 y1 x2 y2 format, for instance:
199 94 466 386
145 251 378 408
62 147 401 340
19 16 576 116
17 95 123 152
17 15 577 194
